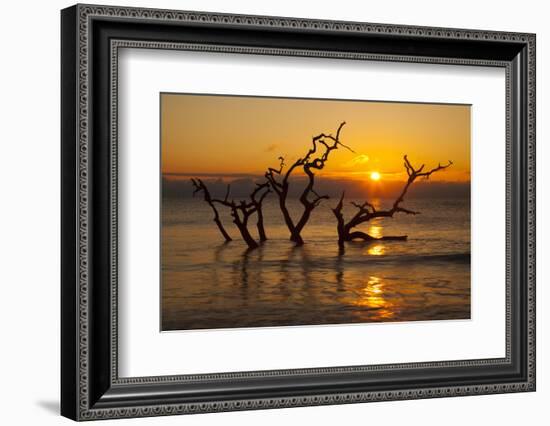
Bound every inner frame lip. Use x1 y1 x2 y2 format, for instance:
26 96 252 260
109 39 512 385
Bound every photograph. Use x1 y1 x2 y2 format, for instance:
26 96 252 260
160 94 471 331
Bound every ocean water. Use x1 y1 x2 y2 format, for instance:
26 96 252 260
161 196 470 330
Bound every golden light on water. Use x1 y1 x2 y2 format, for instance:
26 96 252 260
361 224 385 255
367 244 385 256
370 171 381 181
354 276 395 319
368 224 382 239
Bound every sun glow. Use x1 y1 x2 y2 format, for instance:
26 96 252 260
367 244 385 256
370 171 381 181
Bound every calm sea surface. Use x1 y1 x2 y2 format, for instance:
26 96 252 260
161 197 470 330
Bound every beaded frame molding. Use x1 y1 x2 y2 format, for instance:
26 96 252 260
61 4 536 421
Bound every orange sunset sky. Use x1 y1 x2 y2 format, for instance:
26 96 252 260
161 93 470 184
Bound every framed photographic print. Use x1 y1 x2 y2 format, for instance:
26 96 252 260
61 4 536 421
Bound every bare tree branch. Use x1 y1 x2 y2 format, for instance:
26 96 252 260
250 182 271 242
332 155 453 246
190 178 232 242
265 122 351 245
265 156 285 195
210 186 259 250
191 176 272 250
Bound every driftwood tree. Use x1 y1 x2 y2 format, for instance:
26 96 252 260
265 122 354 245
190 178 232 242
191 178 271 249
249 182 271 242
332 155 453 248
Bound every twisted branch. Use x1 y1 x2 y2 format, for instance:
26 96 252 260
264 122 351 245
332 155 453 246
190 178 232 242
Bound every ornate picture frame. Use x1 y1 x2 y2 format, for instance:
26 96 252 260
61 4 535 421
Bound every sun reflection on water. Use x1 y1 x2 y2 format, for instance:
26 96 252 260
367 244 385 256
368 223 382 238
354 276 395 319
363 223 386 256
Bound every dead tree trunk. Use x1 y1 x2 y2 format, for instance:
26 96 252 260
265 156 299 241
256 208 267 242
191 178 270 249
332 155 453 247
229 200 260 250
250 182 271 242
212 183 271 250
190 178 232 242
265 122 353 245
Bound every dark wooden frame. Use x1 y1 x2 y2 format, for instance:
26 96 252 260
61 4 536 421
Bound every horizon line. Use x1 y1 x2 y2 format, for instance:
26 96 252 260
162 172 471 183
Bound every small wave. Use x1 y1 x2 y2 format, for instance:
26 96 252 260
390 252 470 264
304 252 471 268
202 251 471 270
301 252 471 267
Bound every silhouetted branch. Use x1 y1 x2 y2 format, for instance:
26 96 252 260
332 155 453 246
190 178 232 242
207 185 256 249
392 155 453 214
223 184 231 203
347 231 407 241
264 157 284 194
250 182 271 242
265 122 351 245
197 178 271 249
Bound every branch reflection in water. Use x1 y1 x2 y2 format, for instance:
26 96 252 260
161 197 470 331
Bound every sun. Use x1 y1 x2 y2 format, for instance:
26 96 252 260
370 171 381 181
